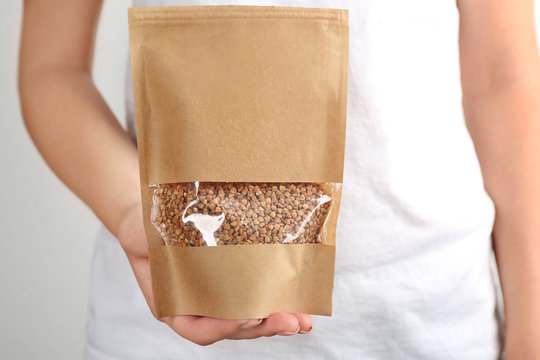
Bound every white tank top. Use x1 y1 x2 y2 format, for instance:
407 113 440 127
84 1 503 359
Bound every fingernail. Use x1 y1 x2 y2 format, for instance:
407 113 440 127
278 325 300 336
299 326 312 334
240 318 263 329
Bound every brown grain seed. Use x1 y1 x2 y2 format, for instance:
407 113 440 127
151 182 331 247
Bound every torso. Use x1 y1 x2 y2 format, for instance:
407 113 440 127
85 1 503 359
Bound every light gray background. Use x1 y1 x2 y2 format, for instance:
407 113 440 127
0 1 129 359
0 1 538 359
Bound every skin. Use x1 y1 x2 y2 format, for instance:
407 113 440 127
457 1 540 358
18 0 311 346
18 0 540 354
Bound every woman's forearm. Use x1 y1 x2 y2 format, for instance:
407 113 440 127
19 0 140 237
19 67 140 237
466 84 540 358
458 0 540 357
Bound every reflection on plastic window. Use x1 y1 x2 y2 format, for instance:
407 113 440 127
151 182 337 246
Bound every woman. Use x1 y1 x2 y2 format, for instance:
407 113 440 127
18 0 540 359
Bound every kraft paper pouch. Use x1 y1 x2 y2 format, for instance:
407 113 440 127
128 5 349 319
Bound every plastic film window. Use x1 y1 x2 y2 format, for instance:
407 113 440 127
150 182 338 246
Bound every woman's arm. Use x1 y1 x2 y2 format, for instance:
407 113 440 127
457 0 540 358
18 0 311 345
19 0 140 237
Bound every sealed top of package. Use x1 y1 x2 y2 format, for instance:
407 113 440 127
128 5 348 24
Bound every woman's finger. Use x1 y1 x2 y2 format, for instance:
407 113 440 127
291 313 312 334
227 312 300 340
162 311 302 344
161 315 263 346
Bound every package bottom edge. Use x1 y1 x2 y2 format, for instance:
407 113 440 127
148 243 336 319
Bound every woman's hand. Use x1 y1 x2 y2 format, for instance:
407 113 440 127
117 204 312 346
19 0 312 346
